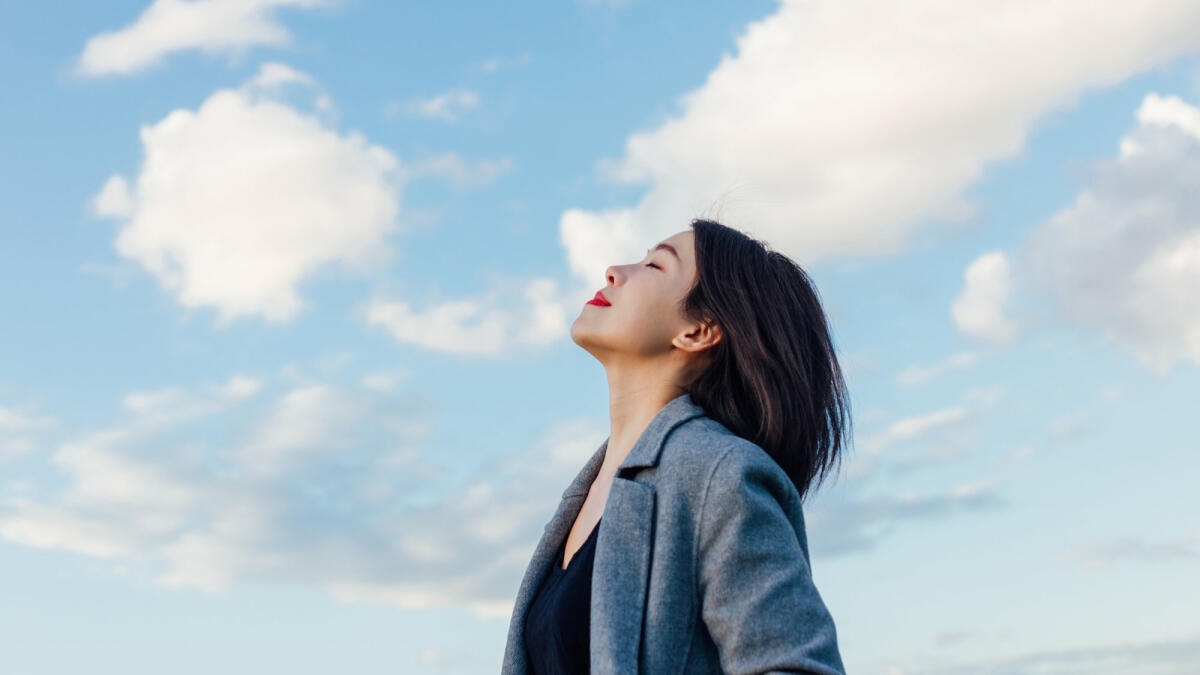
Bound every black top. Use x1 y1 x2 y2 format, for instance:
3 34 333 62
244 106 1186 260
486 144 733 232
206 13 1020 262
524 518 602 675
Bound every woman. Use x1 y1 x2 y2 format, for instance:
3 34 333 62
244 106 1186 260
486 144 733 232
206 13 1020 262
501 218 851 674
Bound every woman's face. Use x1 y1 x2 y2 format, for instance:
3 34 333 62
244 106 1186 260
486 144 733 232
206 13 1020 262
571 230 703 361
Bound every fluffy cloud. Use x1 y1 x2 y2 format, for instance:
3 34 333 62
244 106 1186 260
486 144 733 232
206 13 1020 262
0 369 607 619
91 63 403 325
559 0 1200 285
1022 93 1200 373
952 251 1018 343
0 365 1009 619
236 384 366 476
362 276 571 357
91 63 528 332
75 0 333 77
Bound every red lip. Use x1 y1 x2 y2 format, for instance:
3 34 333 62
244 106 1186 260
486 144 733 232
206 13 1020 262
586 290 611 306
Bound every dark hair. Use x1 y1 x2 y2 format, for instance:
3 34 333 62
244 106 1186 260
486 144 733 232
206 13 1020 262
682 218 852 504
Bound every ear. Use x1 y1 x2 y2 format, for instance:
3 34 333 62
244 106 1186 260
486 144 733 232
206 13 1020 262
674 318 722 354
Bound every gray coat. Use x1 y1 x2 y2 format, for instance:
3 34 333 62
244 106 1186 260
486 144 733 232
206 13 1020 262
501 393 846 674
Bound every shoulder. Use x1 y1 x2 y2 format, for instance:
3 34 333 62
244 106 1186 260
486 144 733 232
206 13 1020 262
660 415 797 508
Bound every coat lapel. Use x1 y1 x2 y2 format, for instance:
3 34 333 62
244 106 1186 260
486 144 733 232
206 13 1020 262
590 475 655 673
502 439 606 674
502 393 708 675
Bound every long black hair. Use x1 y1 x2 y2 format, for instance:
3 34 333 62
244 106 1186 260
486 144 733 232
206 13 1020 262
682 218 852 504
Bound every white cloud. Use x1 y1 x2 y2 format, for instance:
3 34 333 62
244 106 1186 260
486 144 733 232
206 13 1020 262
216 374 263 399
121 374 265 428
989 443 1036 469
802 373 1013 551
0 369 1012 618
1022 93 1200 373
389 88 480 122
362 276 572 357
358 369 409 393
860 406 970 456
92 63 403 326
803 477 1004 557
952 251 1018 343
403 152 515 190
0 404 58 463
91 175 135 219
0 437 39 462
962 384 1006 406
558 0 1200 286
894 350 980 386
245 60 317 91
75 0 333 77
0 406 57 432
122 387 190 416
1061 529 1200 569
237 384 363 476
0 372 606 619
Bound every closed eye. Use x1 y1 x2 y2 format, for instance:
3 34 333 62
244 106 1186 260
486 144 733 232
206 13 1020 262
645 262 661 270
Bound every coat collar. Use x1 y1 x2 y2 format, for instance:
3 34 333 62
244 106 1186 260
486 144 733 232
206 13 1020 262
504 392 708 674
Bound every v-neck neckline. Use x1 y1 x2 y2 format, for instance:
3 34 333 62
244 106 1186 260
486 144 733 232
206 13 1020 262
559 518 601 571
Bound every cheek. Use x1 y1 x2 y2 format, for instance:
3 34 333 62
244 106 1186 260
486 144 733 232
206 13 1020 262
625 299 680 342
612 282 680 332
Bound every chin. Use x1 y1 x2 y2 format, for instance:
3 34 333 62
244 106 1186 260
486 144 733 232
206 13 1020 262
569 318 587 345
569 320 605 353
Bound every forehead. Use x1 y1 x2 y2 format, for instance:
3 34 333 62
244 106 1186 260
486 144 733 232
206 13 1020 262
664 230 692 247
654 230 693 260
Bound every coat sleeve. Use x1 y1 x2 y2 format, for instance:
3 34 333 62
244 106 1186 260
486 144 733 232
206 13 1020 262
696 445 846 675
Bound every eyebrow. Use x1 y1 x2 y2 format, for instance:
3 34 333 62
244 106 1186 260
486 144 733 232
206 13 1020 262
647 243 681 262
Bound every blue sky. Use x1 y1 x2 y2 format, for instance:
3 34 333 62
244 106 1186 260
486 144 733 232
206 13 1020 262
2 1 1200 673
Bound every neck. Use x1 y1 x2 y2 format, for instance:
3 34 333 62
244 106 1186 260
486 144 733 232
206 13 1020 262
601 364 686 476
